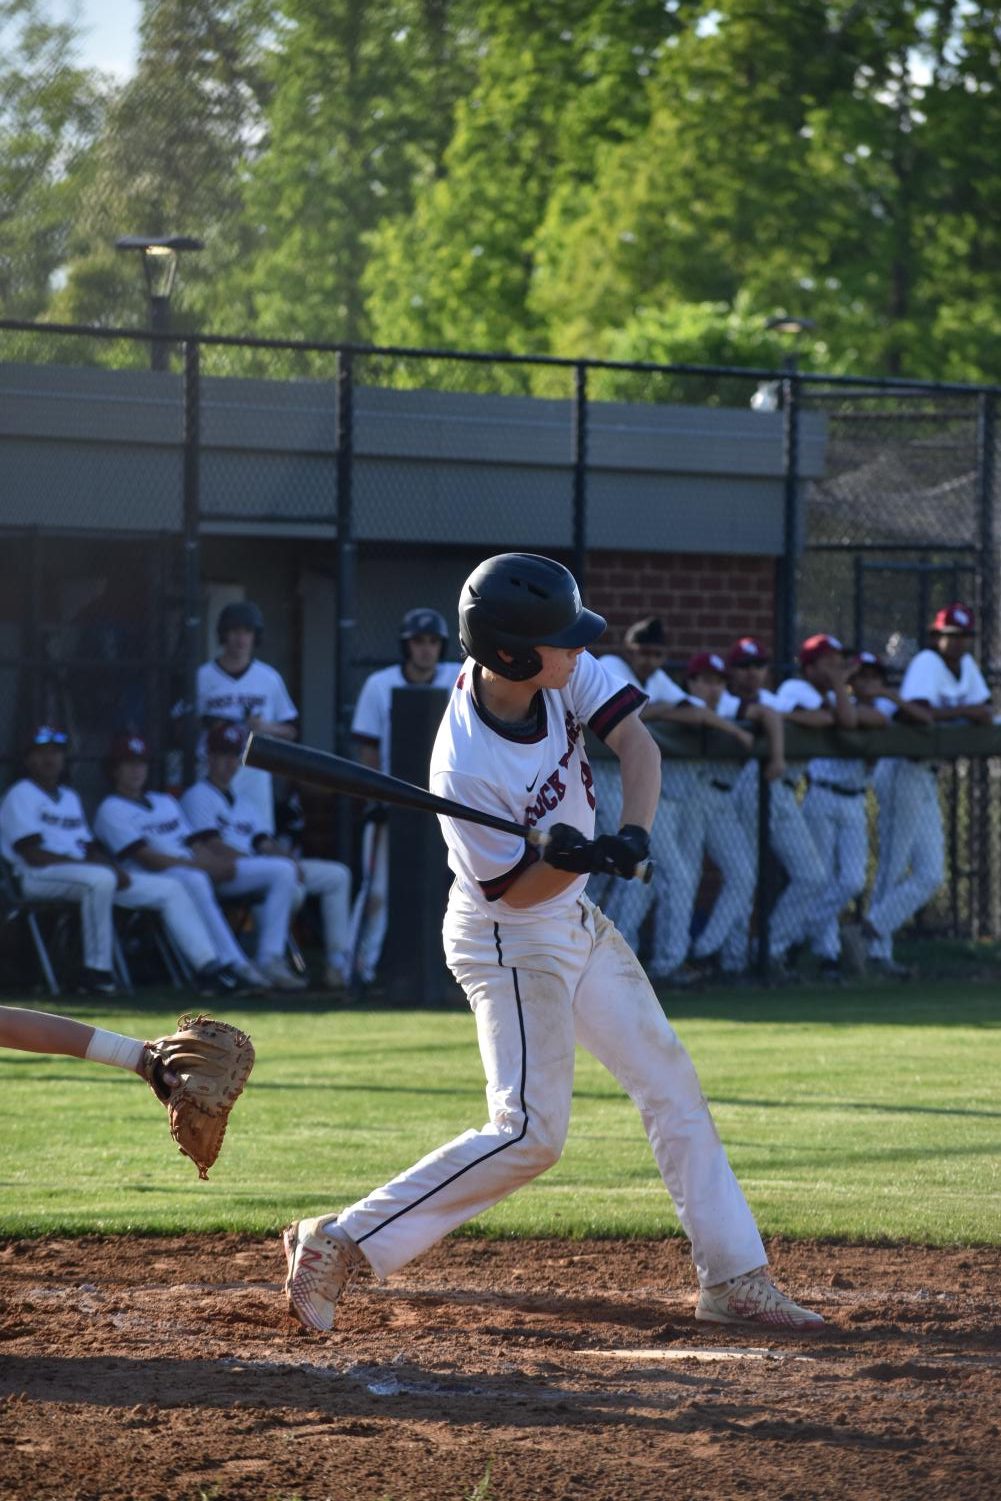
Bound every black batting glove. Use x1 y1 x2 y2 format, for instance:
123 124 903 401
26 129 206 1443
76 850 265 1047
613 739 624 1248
542 822 597 874
611 824 650 874
543 823 650 878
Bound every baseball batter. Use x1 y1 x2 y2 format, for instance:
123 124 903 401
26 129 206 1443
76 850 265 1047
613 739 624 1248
283 553 823 1335
197 601 299 835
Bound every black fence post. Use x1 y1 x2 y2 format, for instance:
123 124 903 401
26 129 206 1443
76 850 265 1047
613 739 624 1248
776 370 801 676
334 348 356 864
181 338 201 787
754 760 773 982
335 347 356 757
976 391 997 675
572 362 588 592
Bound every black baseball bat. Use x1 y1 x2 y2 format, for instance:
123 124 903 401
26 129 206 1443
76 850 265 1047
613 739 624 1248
242 732 652 883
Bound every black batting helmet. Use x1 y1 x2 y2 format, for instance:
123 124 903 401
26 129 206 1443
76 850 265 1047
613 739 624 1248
217 599 264 644
458 554 605 682
399 606 449 660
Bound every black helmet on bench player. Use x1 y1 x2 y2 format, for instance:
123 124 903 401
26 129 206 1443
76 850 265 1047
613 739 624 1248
399 607 449 660
458 553 605 682
217 599 264 644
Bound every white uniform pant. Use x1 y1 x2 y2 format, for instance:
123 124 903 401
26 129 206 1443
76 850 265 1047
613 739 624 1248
609 765 701 975
798 785 869 960
736 773 826 960
337 894 766 1288
866 762 944 960
113 869 217 973
19 862 116 970
348 822 389 980
298 857 351 962
215 855 300 965
687 782 756 969
163 865 257 972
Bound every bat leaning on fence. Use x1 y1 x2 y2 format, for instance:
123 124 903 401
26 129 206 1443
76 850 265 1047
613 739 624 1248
243 733 653 884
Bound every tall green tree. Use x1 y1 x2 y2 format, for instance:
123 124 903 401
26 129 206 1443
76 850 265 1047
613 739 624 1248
222 0 480 344
528 0 1001 378
362 0 678 358
0 0 103 318
48 0 273 341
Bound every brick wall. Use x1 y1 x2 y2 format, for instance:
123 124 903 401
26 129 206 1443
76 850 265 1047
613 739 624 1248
587 550 777 664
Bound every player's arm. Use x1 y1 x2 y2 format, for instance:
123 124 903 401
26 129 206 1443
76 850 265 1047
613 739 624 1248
884 692 934 725
352 738 380 770
783 706 835 728
248 716 298 740
187 832 239 882
928 699 994 725
641 698 701 724
743 702 787 781
855 703 889 728
605 707 662 833
13 834 82 869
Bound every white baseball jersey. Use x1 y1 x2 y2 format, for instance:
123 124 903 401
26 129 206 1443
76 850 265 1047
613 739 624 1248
430 651 645 924
900 648 990 711
352 662 462 773
717 686 782 718
0 780 93 875
180 779 265 856
197 656 299 832
94 791 200 870
197 656 298 729
599 655 693 707
772 677 868 789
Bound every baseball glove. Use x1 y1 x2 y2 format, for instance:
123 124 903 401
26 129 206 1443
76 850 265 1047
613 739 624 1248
140 1014 255 1180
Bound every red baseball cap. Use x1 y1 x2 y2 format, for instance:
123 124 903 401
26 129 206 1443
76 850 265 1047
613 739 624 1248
799 633 845 668
107 732 151 763
207 721 248 756
932 602 975 635
686 650 727 678
726 636 770 668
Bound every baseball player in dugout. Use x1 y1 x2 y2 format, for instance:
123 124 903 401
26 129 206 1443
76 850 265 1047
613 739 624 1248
197 600 299 836
862 603 992 977
283 553 823 1335
0 725 122 995
93 734 270 994
599 616 754 984
347 607 461 992
182 722 353 991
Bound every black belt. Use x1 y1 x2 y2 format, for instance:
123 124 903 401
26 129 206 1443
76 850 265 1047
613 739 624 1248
710 779 736 793
808 777 865 798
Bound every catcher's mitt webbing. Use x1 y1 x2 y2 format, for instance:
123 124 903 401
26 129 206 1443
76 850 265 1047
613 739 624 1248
141 1014 255 1180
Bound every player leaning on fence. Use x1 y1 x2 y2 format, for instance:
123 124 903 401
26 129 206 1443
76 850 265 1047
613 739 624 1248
282 552 824 1335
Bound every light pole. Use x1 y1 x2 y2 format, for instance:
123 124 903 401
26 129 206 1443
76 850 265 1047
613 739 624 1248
751 314 817 411
115 234 204 371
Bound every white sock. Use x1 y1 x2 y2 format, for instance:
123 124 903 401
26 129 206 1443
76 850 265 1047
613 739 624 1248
84 1028 144 1072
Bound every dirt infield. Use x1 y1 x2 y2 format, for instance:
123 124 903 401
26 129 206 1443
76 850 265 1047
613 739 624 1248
1 1235 998 1501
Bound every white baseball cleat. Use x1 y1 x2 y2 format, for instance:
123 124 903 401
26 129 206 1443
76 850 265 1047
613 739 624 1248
695 1267 824 1331
260 958 309 992
283 1217 365 1331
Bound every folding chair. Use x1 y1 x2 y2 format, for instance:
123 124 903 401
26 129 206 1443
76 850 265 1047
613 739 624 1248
0 857 131 996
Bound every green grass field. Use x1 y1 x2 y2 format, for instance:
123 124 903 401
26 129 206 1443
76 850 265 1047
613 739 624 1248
1 978 998 1243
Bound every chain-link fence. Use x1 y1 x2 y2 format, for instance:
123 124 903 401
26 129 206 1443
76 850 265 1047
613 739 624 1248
1 320 998 995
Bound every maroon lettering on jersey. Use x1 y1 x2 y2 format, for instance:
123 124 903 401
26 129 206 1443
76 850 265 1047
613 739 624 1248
580 757 595 809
